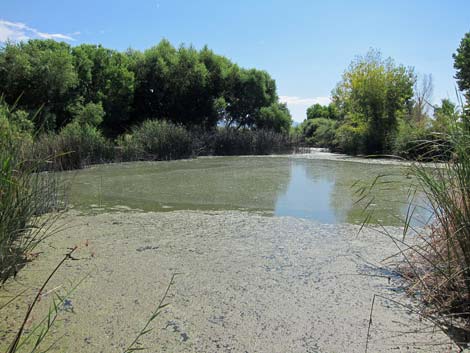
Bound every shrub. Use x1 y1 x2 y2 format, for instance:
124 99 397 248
0 102 34 153
394 122 451 161
34 121 113 171
360 119 470 348
209 128 293 155
300 118 337 147
212 128 256 155
333 122 366 155
127 120 193 160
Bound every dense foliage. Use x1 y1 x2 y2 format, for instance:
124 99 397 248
0 39 291 136
0 100 62 282
454 32 470 104
332 50 415 154
298 47 466 160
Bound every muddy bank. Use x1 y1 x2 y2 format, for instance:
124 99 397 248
0 210 456 352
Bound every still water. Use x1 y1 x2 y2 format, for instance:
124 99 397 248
63 155 419 226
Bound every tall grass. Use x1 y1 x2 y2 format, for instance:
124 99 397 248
210 128 294 155
0 142 64 283
359 118 470 348
118 120 194 161
33 126 114 171
403 126 470 341
32 120 296 171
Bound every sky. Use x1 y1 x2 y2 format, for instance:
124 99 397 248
0 0 469 122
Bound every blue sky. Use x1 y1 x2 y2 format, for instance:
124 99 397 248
1 0 469 122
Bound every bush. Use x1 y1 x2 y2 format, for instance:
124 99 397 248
333 122 367 155
300 118 337 147
256 103 292 133
124 120 193 160
211 128 256 155
0 102 34 153
34 121 113 171
210 128 293 155
394 122 451 161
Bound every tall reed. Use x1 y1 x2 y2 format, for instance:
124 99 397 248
360 118 470 348
0 142 63 282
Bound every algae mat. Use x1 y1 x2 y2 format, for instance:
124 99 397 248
0 210 456 352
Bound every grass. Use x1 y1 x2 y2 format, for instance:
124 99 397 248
358 116 470 349
0 142 64 283
402 125 470 345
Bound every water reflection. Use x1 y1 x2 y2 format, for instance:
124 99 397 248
274 160 412 225
64 156 417 226
275 163 337 223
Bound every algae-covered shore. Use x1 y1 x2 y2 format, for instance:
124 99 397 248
0 210 457 352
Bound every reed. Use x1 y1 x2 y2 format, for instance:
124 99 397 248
359 117 470 348
0 142 64 283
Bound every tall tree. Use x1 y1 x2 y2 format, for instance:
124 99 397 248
72 44 135 135
223 66 277 128
454 32 470 122
306 103 339 120
256 102 292 133
0 40 77 130
333 50 415 153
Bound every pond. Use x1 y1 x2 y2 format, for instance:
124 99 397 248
63 154 422 226
1 154 443 353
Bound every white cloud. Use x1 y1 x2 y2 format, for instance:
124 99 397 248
0 19 77 42
279 95 331 106
280 95 331 123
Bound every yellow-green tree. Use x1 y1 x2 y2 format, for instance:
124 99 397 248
333 50 415 154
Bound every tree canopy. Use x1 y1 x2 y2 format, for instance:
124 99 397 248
0 39 290 136
332 50 415 153
306 103 338 120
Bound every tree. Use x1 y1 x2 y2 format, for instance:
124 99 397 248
454 32 470 101
306 103 339 120
454 32 470 125
300 118 336 147
256 102 292 133
71 44 135 135
132 40 220 128
132 40 178 122
68 100 105 127
411 73 433 124
332 50 415 154
433 99 459 133
222 66 277 129
0 40 78 130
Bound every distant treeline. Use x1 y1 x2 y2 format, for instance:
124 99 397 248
0 39 292 136
295 36 470 160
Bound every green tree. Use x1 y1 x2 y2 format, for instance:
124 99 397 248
67 100 105 127
306 103 339 120
71 44 135 135
454 32 470 126
0 40 78 130
433 99 459 133
300 118 337 147
333 50 415 154
222 66 277 128
454 32 470 100
133 41 213 127
256 102 292 133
